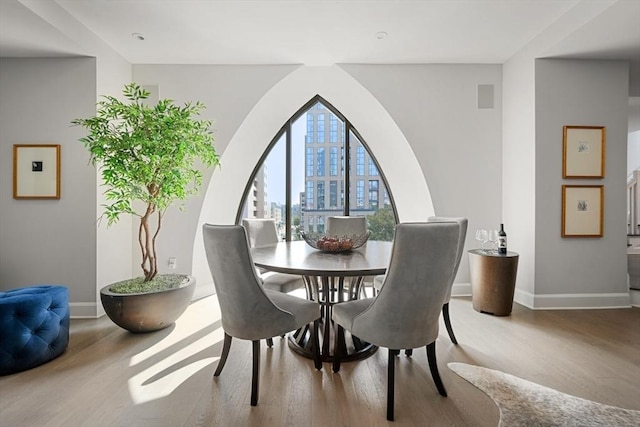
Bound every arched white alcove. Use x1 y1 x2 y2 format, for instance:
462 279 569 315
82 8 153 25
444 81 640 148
192 65 434 288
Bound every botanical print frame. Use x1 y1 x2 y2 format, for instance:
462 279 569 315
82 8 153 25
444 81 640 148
561 185 603 237
13 144 61 199
562 125 605 178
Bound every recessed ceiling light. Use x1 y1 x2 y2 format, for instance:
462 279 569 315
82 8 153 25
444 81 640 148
375 31 388 40
132 33 145 41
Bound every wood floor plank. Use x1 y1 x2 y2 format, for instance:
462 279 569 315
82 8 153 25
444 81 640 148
1 296 638 426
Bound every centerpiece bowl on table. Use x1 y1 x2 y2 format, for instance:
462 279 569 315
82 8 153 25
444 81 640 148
301 231 370 253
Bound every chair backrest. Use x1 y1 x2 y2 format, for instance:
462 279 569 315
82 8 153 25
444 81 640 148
326 216 367 237
242 218 279 248
351 222 459 349
428 216 468 300
202 224 297 339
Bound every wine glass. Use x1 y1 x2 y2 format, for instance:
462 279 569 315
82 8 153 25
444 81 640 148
475 229 488 250
487 230 499 252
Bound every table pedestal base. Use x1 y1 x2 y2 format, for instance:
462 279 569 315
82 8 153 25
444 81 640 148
290 274 378 363
288 319 377 363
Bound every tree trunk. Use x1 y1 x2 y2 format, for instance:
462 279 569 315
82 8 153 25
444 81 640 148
139 203 160 282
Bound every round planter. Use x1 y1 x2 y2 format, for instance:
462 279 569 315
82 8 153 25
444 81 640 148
100 275 196 333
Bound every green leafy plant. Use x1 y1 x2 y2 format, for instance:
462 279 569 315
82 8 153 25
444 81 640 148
368 205 395 241
72 83 219 282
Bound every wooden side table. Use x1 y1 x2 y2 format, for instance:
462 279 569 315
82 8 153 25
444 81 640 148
468 249 519 316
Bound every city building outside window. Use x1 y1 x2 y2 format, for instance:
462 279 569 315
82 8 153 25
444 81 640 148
330 147 338 176
356 146 365 176
317 181 325 209
369 179 379 210
317 147 325 177
306 114 313 143
330 115 338 143
330 180 338 208
369 158 378 176
306 148 313 177
317 113 325 143
356 180 365 208
306 180 314 210
237 96 396 242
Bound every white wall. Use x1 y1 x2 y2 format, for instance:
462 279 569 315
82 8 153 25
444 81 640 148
533 59 629 308
191 65 437 292
133 64 502 297
629 97 640 175
502 54 537 301
132 64 300 298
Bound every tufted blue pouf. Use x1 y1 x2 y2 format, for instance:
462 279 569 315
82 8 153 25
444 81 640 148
0 285 70 375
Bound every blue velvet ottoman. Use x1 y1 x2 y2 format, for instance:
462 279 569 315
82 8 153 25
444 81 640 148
0 285 70 375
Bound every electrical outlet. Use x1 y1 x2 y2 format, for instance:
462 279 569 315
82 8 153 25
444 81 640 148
168 257 177 269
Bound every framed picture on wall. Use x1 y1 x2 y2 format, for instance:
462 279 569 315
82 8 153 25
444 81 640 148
13 144 61 199
561 185 603 237
562 125 605 178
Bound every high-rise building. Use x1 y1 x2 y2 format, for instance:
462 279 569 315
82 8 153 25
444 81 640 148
240 99 392 240
243 165 269 219
301 103 388 233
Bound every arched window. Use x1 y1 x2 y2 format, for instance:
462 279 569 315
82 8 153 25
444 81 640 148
237 95 397 241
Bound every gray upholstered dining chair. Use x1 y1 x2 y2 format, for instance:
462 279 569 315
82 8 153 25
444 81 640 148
332 222 460 421
202 224 322 406
243 218 305 347
326 215 367 237
241 218 304 294
373 216 468 345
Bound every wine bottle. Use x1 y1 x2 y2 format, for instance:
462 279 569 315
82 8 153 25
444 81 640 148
498 223 507 255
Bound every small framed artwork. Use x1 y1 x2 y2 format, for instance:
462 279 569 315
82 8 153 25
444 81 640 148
561 185 603 237
562 125 605 178
13 144 61 199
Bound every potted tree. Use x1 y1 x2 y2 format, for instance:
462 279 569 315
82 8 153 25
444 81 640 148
72 83 219 332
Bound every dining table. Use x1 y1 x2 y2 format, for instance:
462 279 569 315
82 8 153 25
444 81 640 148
250 239 393 363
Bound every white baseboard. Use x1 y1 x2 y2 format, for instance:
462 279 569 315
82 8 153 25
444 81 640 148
453 283 634 310
631 289 640 307
451 283 471 297
514 289 632 310
71 284 636 318
69 302 99 318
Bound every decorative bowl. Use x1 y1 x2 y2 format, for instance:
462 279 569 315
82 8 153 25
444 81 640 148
301 231 370 253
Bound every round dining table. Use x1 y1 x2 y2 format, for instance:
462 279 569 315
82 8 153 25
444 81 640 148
251 240 393 363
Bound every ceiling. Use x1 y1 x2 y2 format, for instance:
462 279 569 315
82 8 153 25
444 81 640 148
1 0 639 92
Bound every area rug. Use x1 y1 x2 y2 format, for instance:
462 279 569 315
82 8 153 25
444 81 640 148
448 362 640 427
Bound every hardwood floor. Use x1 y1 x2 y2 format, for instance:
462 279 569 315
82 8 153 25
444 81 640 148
1 295 638 426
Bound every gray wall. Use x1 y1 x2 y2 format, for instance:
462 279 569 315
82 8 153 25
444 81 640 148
0 58 98 311
534 59 629 304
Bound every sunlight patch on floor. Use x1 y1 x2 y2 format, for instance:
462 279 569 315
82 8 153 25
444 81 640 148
128 295 224 404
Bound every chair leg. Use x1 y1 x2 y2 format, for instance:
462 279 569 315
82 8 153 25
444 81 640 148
387 349 400 421
214 332 232 377
426 342 447 397
251 340 260 406
311 319 322 370
266 337 274 348
442 302 458 345
332 324 344 373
